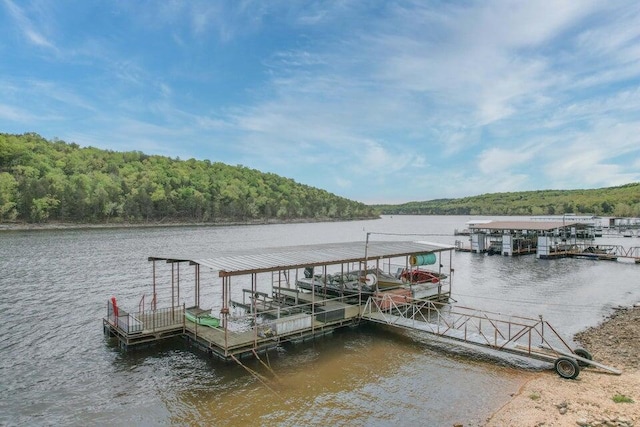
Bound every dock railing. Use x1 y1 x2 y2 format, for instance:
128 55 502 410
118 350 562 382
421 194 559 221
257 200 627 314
361 293 576 360
107 299 184 335
137 305 185 332
226 290 359 344
107 299 143 334
563 243 640 261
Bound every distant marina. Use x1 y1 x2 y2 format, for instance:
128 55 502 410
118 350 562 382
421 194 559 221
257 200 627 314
454 215 640 264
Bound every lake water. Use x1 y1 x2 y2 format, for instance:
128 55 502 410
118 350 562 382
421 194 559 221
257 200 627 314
1 215 638 426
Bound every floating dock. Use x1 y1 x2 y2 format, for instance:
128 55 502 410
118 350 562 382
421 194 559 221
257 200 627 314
454 220 640 263
103 238 619 378
104 240 454 357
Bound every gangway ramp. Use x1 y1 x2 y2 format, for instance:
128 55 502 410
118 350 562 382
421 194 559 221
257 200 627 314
361 294 621 379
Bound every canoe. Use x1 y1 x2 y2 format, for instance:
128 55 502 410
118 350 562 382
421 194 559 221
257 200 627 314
185 310 220 328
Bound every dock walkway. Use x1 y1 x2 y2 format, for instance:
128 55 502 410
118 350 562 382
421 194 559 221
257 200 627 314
360 295 621 377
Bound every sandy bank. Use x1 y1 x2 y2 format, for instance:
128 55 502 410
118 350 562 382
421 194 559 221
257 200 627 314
485 304 640 427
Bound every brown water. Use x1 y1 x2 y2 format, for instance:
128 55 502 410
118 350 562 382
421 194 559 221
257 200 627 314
1 215 638 426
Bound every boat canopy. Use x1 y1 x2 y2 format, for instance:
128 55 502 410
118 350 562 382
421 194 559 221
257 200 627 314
149 240 454 277
468 220 585 232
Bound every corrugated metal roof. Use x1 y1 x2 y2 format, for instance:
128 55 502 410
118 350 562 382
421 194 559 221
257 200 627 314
468 221 583 231
150 240 453 277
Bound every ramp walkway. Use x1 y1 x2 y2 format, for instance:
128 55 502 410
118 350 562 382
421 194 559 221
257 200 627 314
361 294 621 378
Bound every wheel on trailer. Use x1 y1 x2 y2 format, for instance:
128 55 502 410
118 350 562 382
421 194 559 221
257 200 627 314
554 357 580 379
573 348 593 367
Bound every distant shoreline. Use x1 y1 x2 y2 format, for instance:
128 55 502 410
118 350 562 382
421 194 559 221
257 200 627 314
0 216 380 232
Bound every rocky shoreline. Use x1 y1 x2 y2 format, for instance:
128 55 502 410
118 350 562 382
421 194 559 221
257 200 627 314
486 304 640 427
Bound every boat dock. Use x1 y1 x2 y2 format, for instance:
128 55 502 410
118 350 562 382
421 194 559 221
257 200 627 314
454 220 640 263
103 237 619 378
104 240 454 357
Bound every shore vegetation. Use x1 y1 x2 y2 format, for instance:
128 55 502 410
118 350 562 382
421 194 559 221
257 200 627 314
0 133 376 224
374 183 640 217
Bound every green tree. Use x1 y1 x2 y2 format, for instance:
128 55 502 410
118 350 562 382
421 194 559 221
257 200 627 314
30 196 59 222
0 172 18 221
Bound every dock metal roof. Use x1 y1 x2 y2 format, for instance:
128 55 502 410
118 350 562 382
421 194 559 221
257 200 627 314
468 220 584 231
149 240 454 277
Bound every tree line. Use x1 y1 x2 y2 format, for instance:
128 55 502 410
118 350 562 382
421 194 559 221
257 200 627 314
373 183 640 217
0 133 376 224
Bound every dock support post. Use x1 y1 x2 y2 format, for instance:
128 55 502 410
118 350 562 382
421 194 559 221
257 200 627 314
152 260 157 310
177 262 180 310
171 263 175 321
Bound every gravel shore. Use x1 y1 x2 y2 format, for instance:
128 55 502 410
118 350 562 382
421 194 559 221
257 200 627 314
485 304 640 427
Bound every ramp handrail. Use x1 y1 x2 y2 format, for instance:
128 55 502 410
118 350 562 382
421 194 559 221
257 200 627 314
361 294 577 360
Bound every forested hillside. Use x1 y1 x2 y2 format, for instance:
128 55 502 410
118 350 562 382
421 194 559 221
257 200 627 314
374 184 640 216
0 133 376 224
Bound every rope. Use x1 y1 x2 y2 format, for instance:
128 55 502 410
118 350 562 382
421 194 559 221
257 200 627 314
230 354 281 398
252 349 283 384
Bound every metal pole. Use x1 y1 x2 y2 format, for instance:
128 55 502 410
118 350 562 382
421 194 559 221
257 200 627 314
223 276 229 351
361 232 370 305
152 260 157 310
177 262 180 308
195 264 199 308
171 263 175 319
253 273 258 348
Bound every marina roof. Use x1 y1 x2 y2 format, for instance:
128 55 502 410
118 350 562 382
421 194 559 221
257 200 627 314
149 240 454 277
468 221 583 231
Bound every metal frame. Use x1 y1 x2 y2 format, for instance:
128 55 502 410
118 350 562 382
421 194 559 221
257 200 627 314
361 293 620 375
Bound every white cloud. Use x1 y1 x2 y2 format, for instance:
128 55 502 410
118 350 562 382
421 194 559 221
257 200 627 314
367 1 595 126
477 147 537 176
2 0 57 51
0 103 36 122
335 177 351 189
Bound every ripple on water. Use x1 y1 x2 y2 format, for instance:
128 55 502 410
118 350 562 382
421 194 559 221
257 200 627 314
1 217 638 426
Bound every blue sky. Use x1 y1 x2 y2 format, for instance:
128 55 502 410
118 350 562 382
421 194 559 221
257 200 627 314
1 1 639 204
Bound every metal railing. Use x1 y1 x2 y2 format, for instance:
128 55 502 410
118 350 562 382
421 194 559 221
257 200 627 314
107 299 184 335
107 299 143 334
138 305 184 331
361 293 575 360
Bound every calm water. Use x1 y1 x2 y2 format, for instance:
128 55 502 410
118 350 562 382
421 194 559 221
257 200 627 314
1 216 638 426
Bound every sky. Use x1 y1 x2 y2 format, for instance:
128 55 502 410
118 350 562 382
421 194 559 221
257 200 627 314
1 1 639 204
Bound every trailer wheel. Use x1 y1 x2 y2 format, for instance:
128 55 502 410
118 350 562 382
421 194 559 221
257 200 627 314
573 348 593 367
554 357 580 379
